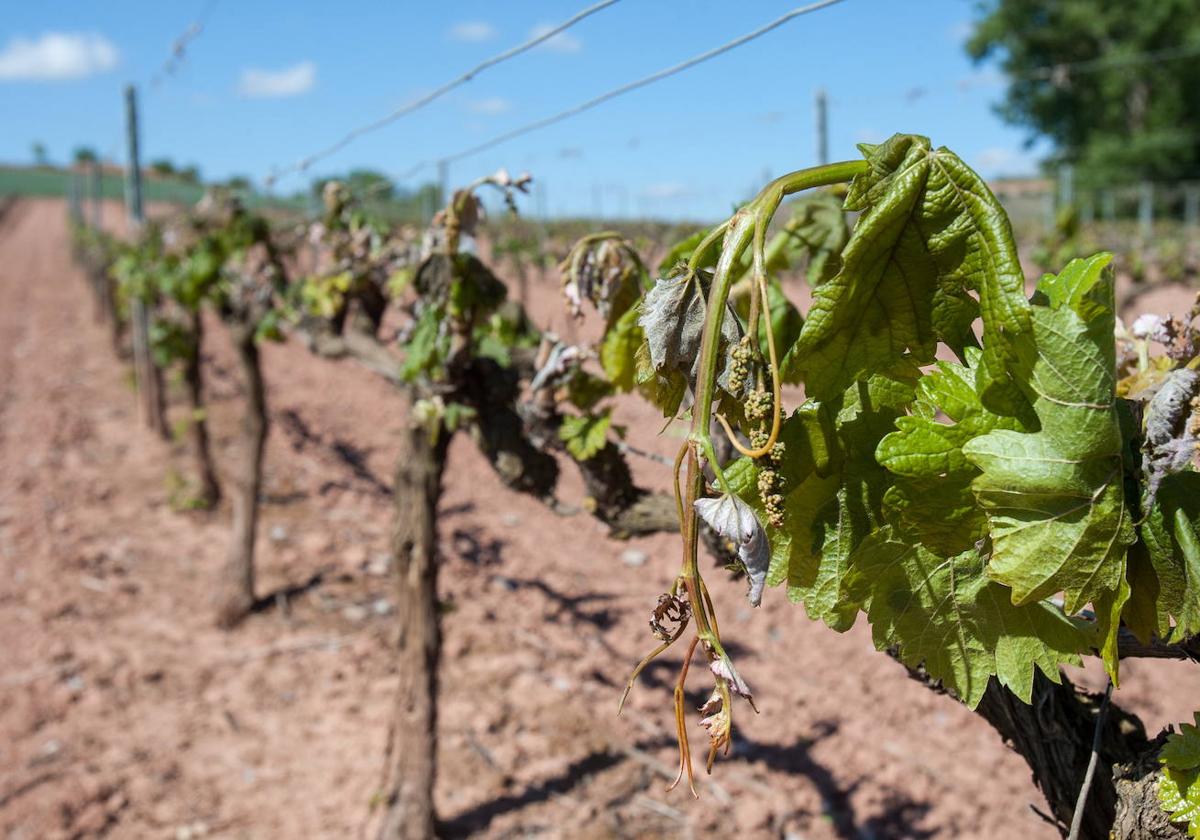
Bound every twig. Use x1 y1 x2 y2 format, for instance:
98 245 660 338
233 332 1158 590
1067 680 1113 840
614 440 674 467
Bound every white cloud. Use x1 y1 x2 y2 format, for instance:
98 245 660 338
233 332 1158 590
238 61 316 98
0 32 119 81
530 23 582 54
466 96 511 115
449 21 496 42
974 146 1042 176
641 182 690 201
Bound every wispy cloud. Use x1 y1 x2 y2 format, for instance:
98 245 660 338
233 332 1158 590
449 21 497 43
0 32 119 81
641 182 690 201
974 146 1041 176
238 61 316 98
530 23 582 54
466 96 511 115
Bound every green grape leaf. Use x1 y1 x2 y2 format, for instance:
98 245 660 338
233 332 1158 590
962 259 1134 680
876 347 1028 554
790 133 1029 401
559 410 613 461
1160 714 1200 837
400 305 448 383
851 531 1087 709
1134 473 1200 643
600 305 643 392
634 341 687 418
727 364 917 628
785 192 848 288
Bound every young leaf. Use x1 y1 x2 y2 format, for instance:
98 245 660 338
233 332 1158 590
876 347 1027 554
789 134 1030 401
694 493 770 606
558 410 612 461
600 305 642 392
962 260 1134 679
1135 473 1200 643
1159 713 1200 837
849 530 1088 709
727 364 917 630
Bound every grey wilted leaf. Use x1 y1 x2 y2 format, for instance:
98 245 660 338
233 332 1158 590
694 493 770 606
1143 368 1200 506
639 271 744 395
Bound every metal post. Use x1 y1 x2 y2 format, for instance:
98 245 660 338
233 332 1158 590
815 87 829 166
1184 183 1199 232
1057 163 1074 211
89 160 103 229
68 168 82 223
124 84 167 438
437 160 449 208
1138 181 1154 244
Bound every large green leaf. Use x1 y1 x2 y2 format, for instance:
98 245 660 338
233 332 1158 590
727 363 917 629
850 531 1087 709
876 347 1028 554
962 258 1134 679
789 134 1030 400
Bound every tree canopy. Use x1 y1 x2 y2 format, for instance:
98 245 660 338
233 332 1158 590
967 0 1200 184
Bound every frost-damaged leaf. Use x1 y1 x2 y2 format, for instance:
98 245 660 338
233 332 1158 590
789 134 1030 400
638 271 744 396
708 653 753 702
694 493 769 606
1160 713 1200 837
962 257 1134 680
1142 368 1200 507
849 531 1088 709
876 347 1028 555
558 410 612 461
1133 473 1200 643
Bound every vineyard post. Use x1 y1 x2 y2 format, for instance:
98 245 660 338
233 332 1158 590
1137 180 1154 246
815 87 829 166
437 160 449 207
67 167 82 225
89 159 103 230
1058 161 1075 210
123 84 169 439
1185 183 1199 259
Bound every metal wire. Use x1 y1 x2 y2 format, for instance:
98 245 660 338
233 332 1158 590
265 0 623 184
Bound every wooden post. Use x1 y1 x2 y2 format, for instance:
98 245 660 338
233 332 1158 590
124 84 169 439
815 87 829 166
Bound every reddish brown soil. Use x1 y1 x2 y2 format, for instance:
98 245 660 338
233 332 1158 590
2 198 1199 840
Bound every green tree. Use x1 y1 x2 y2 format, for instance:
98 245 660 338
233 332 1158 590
966 0 1200 183
31 142 48 167
72 146 98 165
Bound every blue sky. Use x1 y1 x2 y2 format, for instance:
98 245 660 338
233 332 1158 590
0 0 1049 219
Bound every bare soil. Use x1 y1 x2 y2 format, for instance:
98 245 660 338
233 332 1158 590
2 198 1199 840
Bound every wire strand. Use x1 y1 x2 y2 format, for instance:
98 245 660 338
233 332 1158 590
265 0 622 184
391 0 848 180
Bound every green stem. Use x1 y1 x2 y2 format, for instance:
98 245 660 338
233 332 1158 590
680 158 867 645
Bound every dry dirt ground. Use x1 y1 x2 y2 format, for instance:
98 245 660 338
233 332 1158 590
2 197 1199 840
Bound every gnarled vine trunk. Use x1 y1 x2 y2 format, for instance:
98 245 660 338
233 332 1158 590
184 309 220 508
376 415 449 840
214 322 266 627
